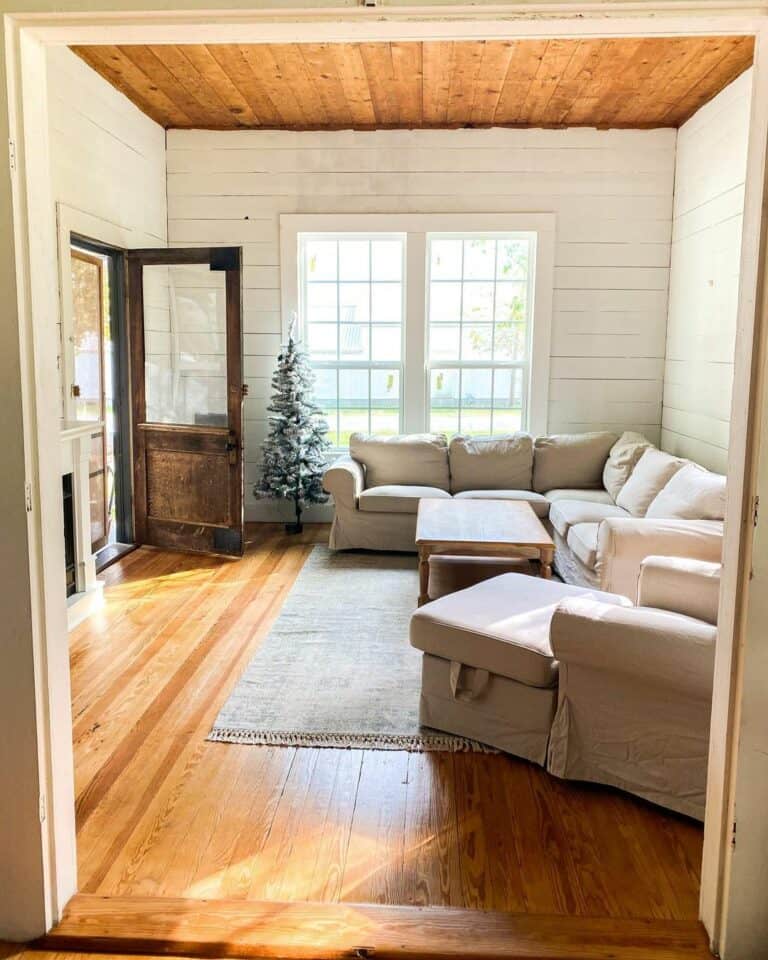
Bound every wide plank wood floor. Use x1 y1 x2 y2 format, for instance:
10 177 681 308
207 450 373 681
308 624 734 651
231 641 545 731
70 524 703 919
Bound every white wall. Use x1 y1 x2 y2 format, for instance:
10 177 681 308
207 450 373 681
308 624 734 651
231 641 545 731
661 70 752 474
166 126 675 520
46 46 167 411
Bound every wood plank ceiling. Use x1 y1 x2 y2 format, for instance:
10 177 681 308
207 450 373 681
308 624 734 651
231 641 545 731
72 36 754 131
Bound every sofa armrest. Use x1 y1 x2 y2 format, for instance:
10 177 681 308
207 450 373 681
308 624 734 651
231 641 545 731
551 597 717 699
638 556 721 625
596 517 723 601
322 456 364 510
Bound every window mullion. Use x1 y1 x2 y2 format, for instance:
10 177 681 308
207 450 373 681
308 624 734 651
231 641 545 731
403 231 426 434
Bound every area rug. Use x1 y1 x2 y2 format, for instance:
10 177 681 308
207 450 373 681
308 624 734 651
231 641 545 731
208 546 491 751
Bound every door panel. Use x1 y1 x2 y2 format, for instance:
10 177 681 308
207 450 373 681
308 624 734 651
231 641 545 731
127 247 244 557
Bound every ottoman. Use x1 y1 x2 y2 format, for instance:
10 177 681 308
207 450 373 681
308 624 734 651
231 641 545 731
410 574 632 763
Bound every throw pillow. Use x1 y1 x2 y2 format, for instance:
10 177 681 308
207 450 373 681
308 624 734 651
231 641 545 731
603 431 653 502
615 448 686 516
449 433 534 493
532 432 617 494
349 432 450 490
646 463 726 520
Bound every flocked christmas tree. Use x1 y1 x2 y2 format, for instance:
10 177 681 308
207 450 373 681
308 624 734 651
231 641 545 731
256 321 330 533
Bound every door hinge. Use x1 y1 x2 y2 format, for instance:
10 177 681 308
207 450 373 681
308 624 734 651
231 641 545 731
753 495 760 528
39 793 46 823
8 138 16 172
731 819 737 849
25 481 32 513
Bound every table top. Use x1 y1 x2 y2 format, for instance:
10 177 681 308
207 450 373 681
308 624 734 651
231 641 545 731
415 497 554 550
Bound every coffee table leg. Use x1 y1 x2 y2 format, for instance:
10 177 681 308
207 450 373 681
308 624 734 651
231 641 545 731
418 546 431 605
541 549 553 579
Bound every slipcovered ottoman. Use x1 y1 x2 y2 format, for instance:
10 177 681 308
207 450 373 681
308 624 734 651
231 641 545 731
410 574 632 763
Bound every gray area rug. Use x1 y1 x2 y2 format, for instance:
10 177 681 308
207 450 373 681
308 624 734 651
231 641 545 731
208 546 489 751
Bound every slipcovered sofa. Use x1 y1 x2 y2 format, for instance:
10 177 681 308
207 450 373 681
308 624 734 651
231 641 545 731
323 430 725 600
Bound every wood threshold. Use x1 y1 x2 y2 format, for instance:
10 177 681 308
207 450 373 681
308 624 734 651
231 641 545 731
39 895 712 960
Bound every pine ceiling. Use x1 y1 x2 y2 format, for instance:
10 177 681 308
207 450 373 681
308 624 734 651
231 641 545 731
72 36 754 132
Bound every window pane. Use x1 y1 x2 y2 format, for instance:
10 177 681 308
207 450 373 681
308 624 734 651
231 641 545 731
339 368 369 443
495 282 526 322
371 283 402 324
143 263 227 427
492 368 524 435
71 253 103 423
314 368 339 446
463 238 496 280
462 281 494 324
430 368 459 436
494 321 526 361
371 325 401 361
430 324 460 361
340 323 369 361
430 239 462 280
497 237 530 281
429 281 461 323
460 368 492 436
307 323 337 360
372 240 402 281
305 240 337 281
371 369 400 435
339 282 370 324
461 324 493 361
339 240 370 281
306 282 337 323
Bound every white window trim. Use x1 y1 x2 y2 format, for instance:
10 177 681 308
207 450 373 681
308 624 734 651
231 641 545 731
280 212 555 437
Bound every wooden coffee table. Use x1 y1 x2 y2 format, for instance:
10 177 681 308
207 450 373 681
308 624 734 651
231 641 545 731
415 498 555 606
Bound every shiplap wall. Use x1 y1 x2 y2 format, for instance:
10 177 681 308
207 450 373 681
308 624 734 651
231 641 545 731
661 70 752 474
166 127 675 520
46 47 167 410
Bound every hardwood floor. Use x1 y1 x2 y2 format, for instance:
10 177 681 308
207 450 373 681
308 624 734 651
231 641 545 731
69 524 704 920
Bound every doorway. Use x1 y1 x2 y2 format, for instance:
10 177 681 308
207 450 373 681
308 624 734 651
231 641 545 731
68 236 133 568
4 7 768 952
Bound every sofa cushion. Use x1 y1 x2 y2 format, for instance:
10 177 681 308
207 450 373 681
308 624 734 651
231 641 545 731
448 433 533 493
603 431 653 502
350 433 450 491
646 463 726 521
615 449 686 516
453 489 550 518
549 500 630 539
410 574 631 688
358 485 450 514
533 432 617 493
567 523 599 569
545 488 614 505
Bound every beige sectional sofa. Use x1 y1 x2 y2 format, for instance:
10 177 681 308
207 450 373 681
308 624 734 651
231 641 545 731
323 430 726 600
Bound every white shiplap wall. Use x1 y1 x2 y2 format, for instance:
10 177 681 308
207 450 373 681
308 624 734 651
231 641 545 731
661 70 752 474
47 46 167 410
166 126 675 520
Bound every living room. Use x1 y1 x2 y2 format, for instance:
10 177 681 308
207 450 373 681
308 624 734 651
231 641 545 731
3 7 768 960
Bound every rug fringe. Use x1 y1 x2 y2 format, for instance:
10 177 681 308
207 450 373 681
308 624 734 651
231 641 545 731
207 727 498 753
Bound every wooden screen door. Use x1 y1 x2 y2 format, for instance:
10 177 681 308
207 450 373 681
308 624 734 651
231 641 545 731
126 247 244 557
